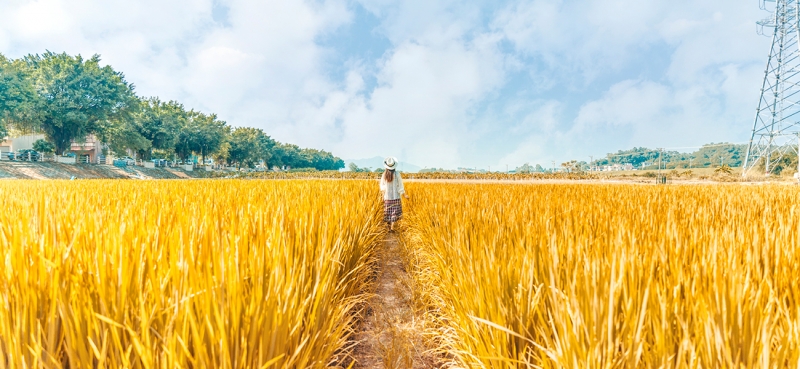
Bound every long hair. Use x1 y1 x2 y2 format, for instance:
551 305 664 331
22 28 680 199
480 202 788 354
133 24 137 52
383 169 395 183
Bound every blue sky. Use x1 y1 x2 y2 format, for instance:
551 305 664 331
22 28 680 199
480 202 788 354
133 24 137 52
0 0 769 169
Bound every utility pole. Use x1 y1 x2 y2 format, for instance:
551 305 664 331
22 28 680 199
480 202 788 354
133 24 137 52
552 160 556 173
589 155 594 171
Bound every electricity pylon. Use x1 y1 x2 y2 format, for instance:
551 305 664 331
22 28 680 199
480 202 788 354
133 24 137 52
743 0 800 176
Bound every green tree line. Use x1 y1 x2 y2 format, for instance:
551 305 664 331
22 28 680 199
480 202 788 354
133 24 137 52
594 143 748 170
0 52 344 170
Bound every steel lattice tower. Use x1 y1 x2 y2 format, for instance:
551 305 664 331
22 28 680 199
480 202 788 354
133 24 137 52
743 0 800 176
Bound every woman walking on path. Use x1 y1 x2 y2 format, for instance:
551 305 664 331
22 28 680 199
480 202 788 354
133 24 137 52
380 156 409 231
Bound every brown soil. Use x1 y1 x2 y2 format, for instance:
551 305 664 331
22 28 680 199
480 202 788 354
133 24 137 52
165 168 192 178
349 233 440 369
0 161 202 180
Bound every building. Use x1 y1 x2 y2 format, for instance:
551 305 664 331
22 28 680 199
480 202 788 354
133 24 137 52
602 163 635 171
0 134 105 162
69 135 104 163
1 134 45 153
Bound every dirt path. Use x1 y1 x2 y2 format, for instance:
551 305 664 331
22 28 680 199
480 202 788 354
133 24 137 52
350 233 439 369
165 168 192 179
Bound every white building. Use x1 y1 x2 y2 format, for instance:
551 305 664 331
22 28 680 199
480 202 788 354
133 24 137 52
1 134 105 162
602 163 635 171
0 134 45 153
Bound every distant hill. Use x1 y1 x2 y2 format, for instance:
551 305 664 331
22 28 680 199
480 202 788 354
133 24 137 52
345 156 422 173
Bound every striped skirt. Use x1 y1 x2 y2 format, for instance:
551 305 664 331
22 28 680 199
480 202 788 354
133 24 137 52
383 199 403 223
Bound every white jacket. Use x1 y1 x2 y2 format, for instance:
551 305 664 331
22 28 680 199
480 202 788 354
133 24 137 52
379 172 405 200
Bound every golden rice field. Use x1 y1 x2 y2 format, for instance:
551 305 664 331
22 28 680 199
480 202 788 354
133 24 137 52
0 180 384 368
401 183 800 368
3 179 800 368
208 170 604 182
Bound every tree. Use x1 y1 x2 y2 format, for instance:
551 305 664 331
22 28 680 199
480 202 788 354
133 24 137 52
270 143 302 168
228 127 275 168
694 143 746 168
228 127 259 168
597 147 668 168
0 55 38 137
516 163 534 173
333 157 345 170
299 148 345 171
714 164 734 175
256 132 277 166
560 160 579 173
348 163 373 172
3 52 351 169
175 110 228 164
597 144 747 170
268 145 345 170
32 139 55 153
132 98 185 159
21 52 137 154
103 118 151 157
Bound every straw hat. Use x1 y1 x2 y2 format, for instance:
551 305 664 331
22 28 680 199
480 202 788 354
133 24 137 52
384 156 398 170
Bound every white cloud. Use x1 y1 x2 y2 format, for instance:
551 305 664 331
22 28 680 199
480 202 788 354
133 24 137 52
567 67 758 154
329 34 506 167
355 0 481 44
175 0 352 130
0 0 775 168
495 101 563 167
574 80 672 130
2 0 210 54
0 29 8 51
492 0 667 81
491 0 768 166
12 0 74 40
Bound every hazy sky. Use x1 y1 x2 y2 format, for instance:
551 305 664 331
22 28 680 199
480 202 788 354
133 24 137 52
0 0 769 168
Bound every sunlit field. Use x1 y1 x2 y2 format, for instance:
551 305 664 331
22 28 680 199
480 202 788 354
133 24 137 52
3 179 799 368
402 183 800 368
0 180 383 368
